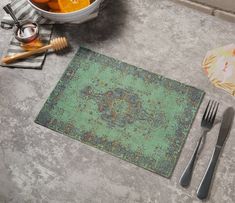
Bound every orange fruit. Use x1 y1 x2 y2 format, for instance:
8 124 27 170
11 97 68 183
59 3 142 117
58 0 90 13
32 0 50 3
48 0 60 10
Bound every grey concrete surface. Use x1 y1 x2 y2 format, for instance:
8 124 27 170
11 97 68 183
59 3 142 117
176 0 235 23
193 0 235 13
0 0 235 202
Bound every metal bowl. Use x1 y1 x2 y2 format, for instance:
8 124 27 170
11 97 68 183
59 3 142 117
27 0 103 23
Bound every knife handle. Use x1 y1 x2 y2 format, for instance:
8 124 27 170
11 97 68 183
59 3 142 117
197 146 221 200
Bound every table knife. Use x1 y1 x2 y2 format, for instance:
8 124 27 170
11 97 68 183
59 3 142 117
197 107 234 200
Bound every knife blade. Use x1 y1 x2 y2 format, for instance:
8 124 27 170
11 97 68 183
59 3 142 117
197 107 234 200
216 107 234 147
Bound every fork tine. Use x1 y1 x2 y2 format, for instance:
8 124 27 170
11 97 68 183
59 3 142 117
210 102 219 123
205 100 214 121
208 101 217 122
202 100 211 121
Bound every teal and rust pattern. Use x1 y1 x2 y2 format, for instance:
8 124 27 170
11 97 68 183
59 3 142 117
35 47 204 178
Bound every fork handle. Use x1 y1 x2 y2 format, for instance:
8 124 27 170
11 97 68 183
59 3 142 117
179 131 206 187
197 146 221 199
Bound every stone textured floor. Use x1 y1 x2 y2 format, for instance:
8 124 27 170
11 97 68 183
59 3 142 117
0 0 235 202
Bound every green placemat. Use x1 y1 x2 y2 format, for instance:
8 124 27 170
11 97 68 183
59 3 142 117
35 48 204 178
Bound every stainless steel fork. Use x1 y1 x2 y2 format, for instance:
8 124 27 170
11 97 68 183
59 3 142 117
179 100 219 187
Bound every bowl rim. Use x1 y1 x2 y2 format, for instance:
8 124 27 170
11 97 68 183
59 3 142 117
27 0 102 16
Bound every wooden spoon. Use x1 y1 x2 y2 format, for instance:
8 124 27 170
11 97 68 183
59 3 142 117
2 37 68 64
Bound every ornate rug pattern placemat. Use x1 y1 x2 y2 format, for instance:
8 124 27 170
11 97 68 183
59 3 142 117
35 48 204 178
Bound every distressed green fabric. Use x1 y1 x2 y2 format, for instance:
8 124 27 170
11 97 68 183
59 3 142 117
35 48 204 178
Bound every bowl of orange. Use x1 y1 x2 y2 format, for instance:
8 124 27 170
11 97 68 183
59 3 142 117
27 0 103 22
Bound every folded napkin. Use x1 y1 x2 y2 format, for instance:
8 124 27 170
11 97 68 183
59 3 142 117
1 24 53 69
0 0 104 69
202 44 235 96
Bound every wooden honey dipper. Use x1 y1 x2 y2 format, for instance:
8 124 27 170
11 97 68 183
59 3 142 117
2 37 68 64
